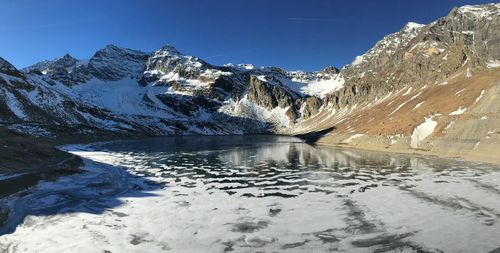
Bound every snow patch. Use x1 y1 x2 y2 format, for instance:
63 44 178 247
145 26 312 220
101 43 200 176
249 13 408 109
455 88 465 95
341 134 364 144
445 121 455 130
475 90 485 103
404 22 424 30
473 142 480 150
414 101 425 109
219 95 291 129
7 124 53 138
299 75 345 97
458 4 499 20
389 91 422 115
402 87 412 96
411 117 437 148
449 107 466 116
0 173 27 181
4 92 27 119
351 56 365 66
487 60 500 68
465 68 472 78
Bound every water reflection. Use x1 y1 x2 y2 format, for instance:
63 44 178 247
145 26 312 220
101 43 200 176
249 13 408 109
93 135 494 199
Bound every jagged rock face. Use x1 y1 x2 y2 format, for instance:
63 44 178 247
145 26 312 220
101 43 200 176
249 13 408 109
247 76 296 109
0 58 143 131
139 45 246 101
25 46 152 85
346 22 424 74
209 73 249 101
0 63 36 122
23 54 89 86
318 66 340 75
323 4 500 109
87 45 151 81
0 58 23 78
0 66 63 123
156 94 221 116
295 4 500 164
139 45 222 89
49 54 79 69
143 45 211 80
444 4 500 61
300 96 322 119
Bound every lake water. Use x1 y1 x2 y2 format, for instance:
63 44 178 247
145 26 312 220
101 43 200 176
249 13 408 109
1 135 500 252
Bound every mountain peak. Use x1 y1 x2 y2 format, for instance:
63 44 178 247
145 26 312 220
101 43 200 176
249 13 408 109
319 66 339 75
87 44 150 81
156 44 182 56
54 53 79 66
61 53 74 59
105 44 119 49
102 44 125 51
0 57 24 78
96 44 148 56
0 57 17 71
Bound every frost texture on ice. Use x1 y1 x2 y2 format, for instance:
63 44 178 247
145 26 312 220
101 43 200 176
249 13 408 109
3 137 500 252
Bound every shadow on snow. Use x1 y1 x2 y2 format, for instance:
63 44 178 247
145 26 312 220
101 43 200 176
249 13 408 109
0 157 165 235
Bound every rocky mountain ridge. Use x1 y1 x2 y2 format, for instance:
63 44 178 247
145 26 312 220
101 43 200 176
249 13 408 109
295 3 500 163
4 40 345 136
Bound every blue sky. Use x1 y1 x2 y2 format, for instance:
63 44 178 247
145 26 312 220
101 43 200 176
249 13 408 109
0 0 494 71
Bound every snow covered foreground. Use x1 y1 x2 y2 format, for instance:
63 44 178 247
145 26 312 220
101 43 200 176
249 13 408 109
1 136 500 253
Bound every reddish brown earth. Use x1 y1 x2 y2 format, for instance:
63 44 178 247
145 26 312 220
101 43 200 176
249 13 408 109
295 66 500 164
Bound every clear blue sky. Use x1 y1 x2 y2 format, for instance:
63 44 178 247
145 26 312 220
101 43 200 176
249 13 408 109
0 0 494 71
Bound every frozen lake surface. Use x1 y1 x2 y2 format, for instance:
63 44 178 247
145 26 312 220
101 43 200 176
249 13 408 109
1 135 500 252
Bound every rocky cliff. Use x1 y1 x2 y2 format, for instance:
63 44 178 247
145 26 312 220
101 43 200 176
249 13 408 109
295 3 500 163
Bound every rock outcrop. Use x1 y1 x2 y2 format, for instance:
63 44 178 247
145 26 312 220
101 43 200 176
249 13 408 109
297 3 500 163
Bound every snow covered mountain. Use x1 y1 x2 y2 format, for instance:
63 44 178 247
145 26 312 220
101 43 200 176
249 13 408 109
1 3 499 162
2 41 343 136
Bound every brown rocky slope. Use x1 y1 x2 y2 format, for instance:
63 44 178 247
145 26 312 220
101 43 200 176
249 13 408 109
293 4 500 164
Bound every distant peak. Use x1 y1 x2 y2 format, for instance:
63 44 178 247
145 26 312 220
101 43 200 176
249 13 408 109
99 44 125 52
160 44 177 50
0 57 16 70
105 44 119 49
59 53 77 61
319 66 339 74
0 57 23 77
157 44 182 55
94 44 149 56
